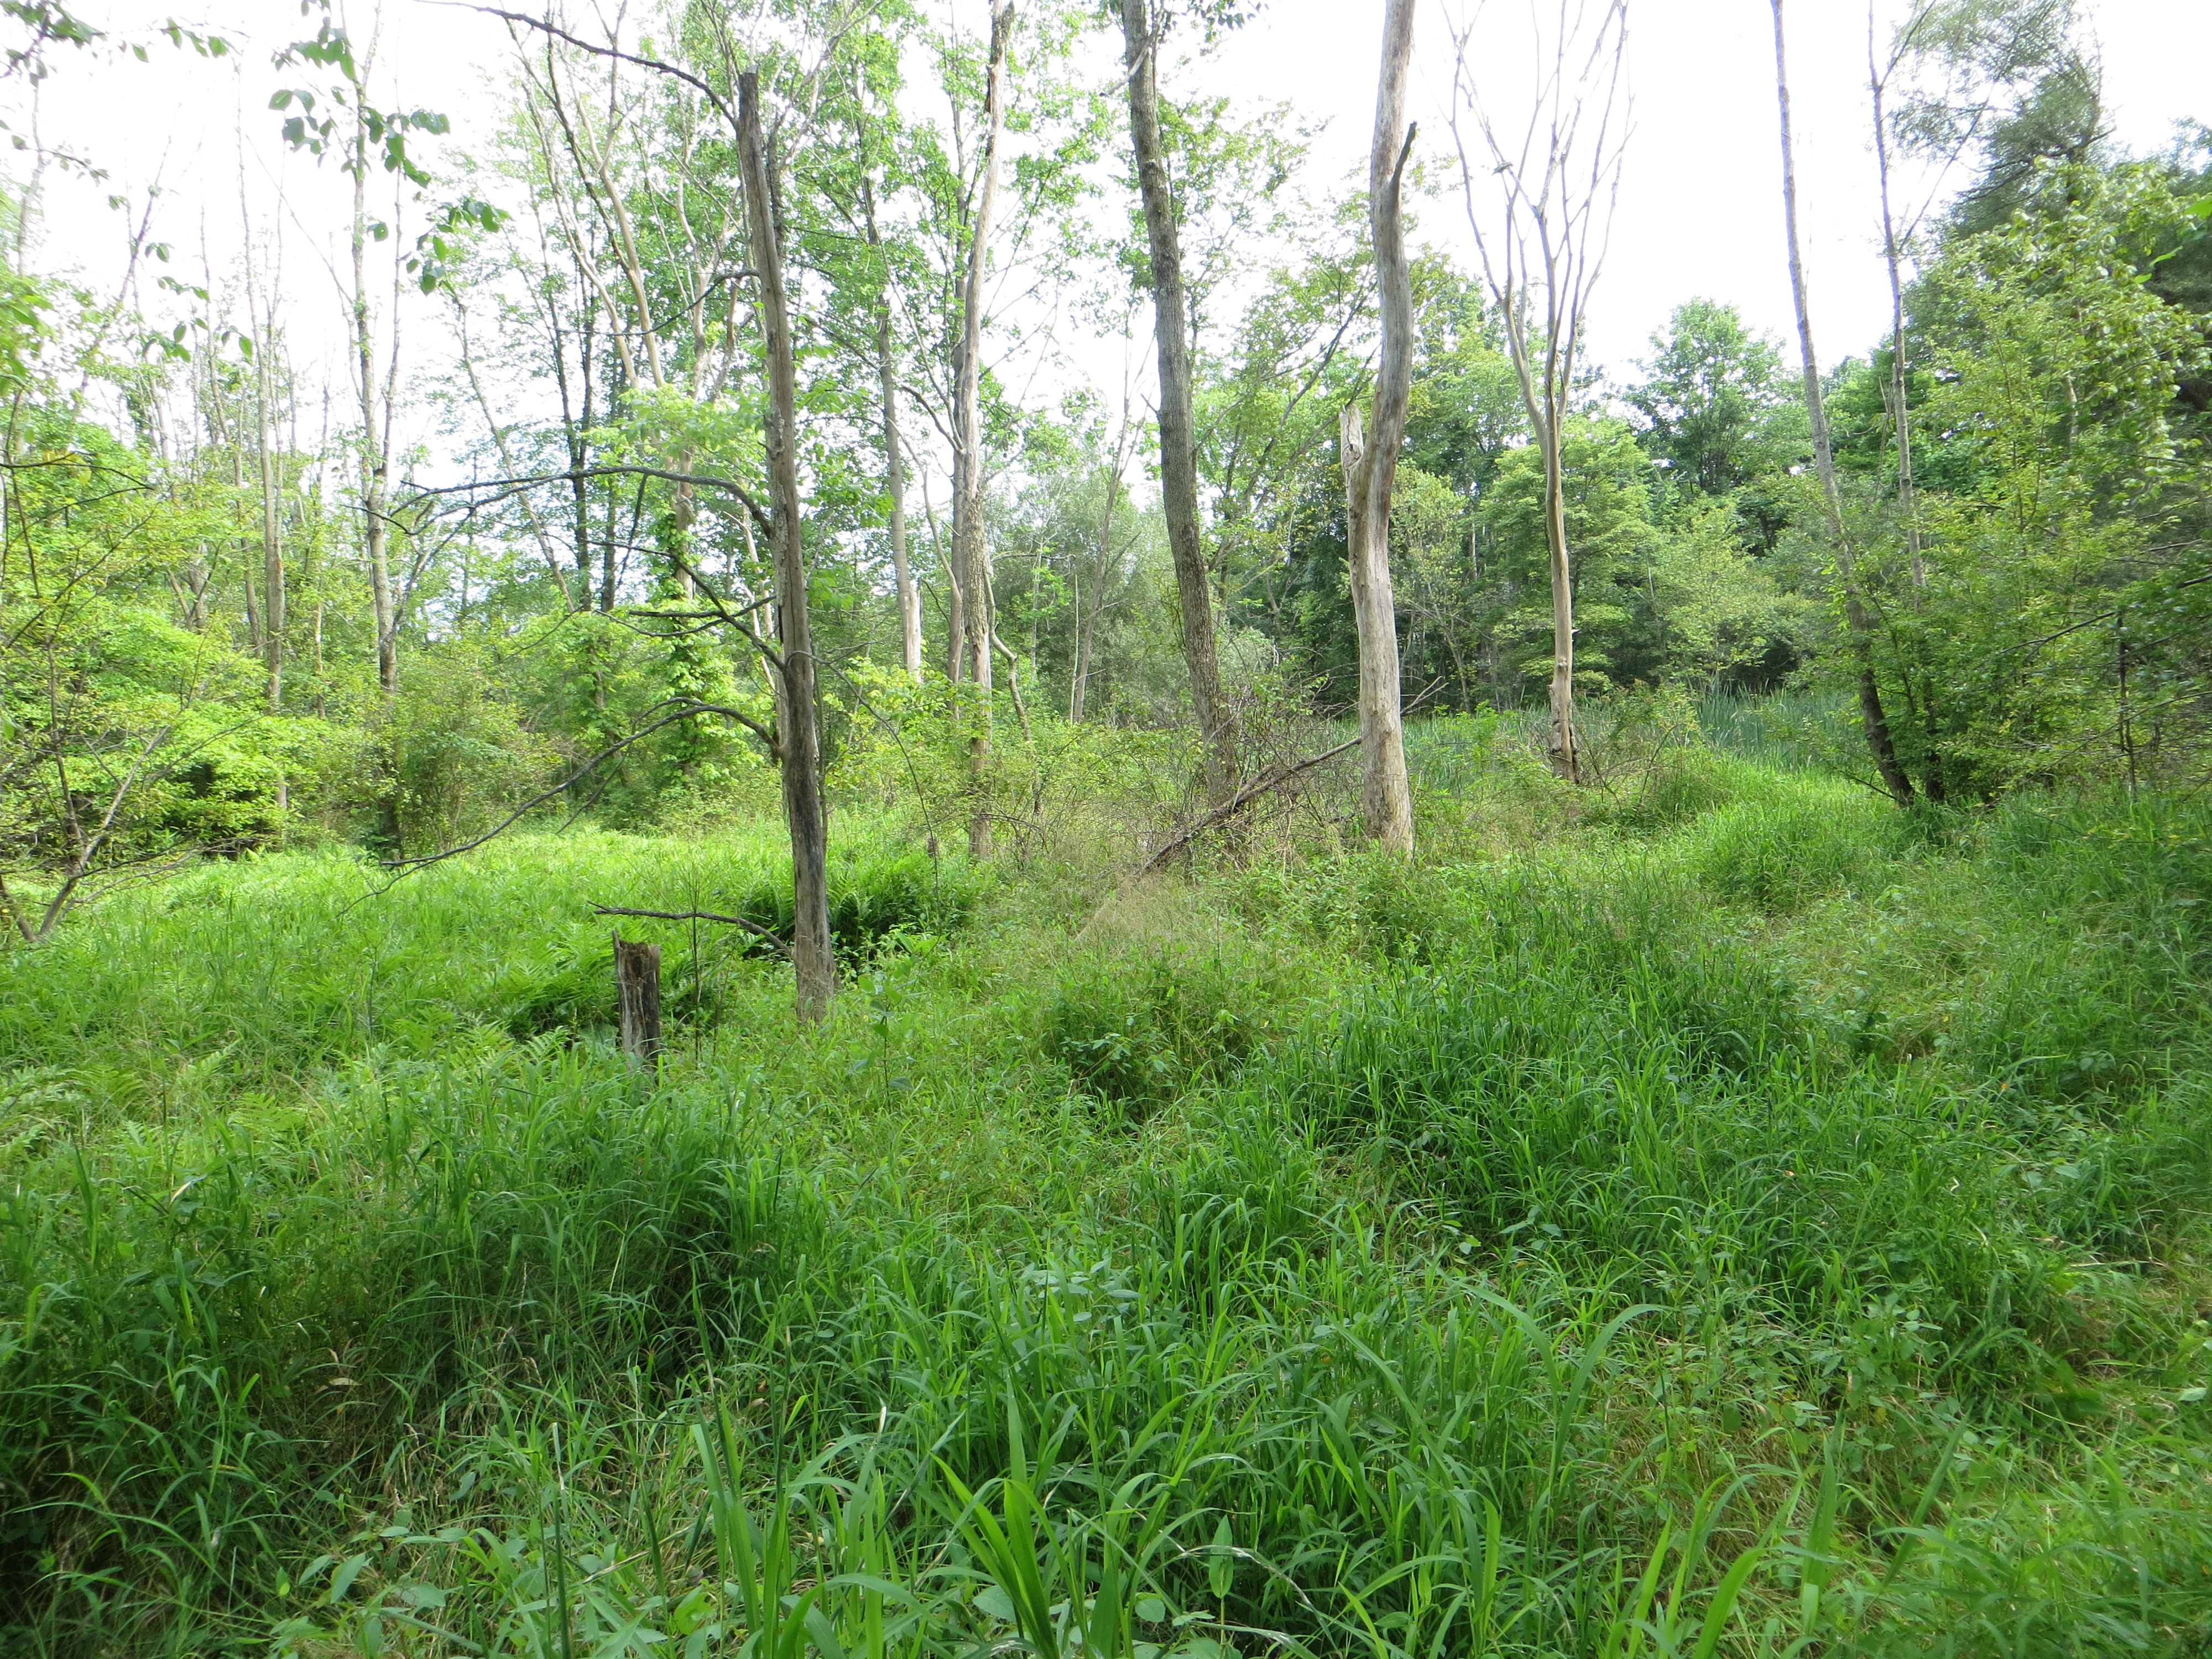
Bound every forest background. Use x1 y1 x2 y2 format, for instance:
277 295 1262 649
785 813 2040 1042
2 0 2208 905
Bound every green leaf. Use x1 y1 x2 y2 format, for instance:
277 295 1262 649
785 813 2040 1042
974 1584 1018 1623
1690 1546 1765 1659
325 1551 371 1606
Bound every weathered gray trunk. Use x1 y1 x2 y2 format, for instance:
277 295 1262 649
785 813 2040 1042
1339 0 1417 854
740 71 836 1024
352 111 396 697
1118 0 1235 804
952 2 1013 857
1540 410 1579 781
1773 0 1913 807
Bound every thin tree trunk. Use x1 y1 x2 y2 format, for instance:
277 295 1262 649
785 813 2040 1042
876 321 920 680
859 152 922 681
1541 410 1578 780
241 213 284 712
1870 14 1947 802
953 2 1013 858
1339 0 1417 855
1773 0 1914 807
1118 0 1235 803
1075 458 1121 724
352 106 396 697
1869 25 1925 591
740 70 836 1025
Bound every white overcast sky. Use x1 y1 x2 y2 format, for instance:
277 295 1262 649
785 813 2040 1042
15 0 2212 462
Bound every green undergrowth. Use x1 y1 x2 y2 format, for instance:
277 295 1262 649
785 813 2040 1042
6 757 2212 1656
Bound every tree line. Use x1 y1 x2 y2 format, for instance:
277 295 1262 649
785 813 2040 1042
0 0 2206 1018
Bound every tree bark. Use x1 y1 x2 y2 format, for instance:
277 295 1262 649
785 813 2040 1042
1118 0 1235 804
1773 0 1914 807
352 106 397 697
1540 407 1578 780
1870 14 1945 801
242 251 284 712
952 2 1014 857
1869 26 1925 591
740 70 836 1025
1340 0 1417 855
877 319 922 681
613 933 662 1068
845 143 916 681
859 149 921 681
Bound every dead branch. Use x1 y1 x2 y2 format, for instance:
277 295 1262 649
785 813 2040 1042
591 903 794 956
1136 736 1359 876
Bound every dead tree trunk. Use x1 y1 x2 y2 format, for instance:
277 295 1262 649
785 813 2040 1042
352 102 397 698
1118 0 1236 805
1773 0 1915 807
953 2 1014 858
1339 0 1418 855
740 71 837 1024
613 933 662 1067
1451 0 1627 787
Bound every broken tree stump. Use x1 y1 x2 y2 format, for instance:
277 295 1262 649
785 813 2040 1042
612 933 662 1068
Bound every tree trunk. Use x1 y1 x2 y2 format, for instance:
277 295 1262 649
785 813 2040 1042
1870 18 1945 801
1339 0 1417 855
860 168 922 681
352 112 397 697
740 70 836 1025
613 933 662 1068
1773 0 1914 807
1540 414 1579 780
246 312 283 710
953 2 1014 858
1869 34 1925 592
876 315 921 681
1118 0 1236 804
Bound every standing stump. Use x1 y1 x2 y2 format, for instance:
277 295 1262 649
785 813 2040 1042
612 933 662 1069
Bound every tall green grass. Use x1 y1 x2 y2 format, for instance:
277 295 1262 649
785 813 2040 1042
6 752 2212 1656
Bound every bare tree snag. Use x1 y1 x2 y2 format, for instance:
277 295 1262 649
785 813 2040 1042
613 933 662 1067
351 91 398 698
1772 0 1916 807
954 2 1014 858
739 70 837 1024
1118 0 1237 806
1451 0 1627 786
1339 0 1418 855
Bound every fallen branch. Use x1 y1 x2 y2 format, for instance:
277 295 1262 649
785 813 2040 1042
1136 736 1360 876
591 903 793 957
378 700 777 875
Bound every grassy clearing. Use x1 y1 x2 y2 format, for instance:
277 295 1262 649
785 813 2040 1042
5 744 2212 1657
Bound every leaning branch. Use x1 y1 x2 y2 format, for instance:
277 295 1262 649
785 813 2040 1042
591 903 794 957
378 700 778 875
1136 737 1359 876
458 4 742 139
406 465 775 538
